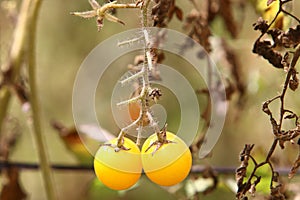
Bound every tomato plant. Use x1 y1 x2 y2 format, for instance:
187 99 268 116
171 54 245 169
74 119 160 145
141 131 192 186
94 137 142 190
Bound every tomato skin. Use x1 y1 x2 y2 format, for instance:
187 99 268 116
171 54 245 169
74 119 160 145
141 132 192 186
129 101 141 121
94 137 142 190
128 101 150 126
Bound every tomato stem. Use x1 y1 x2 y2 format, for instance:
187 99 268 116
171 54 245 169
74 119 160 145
117 131 126 148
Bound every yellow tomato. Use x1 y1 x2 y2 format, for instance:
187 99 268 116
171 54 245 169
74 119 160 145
141 132 192 186
94 137 142 190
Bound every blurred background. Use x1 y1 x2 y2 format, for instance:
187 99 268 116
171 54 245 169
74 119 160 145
1 0 300 199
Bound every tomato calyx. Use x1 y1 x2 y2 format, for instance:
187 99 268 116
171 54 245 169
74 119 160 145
101 136 132 152
148 88 162 103
144 125 175 156
101 143 131 152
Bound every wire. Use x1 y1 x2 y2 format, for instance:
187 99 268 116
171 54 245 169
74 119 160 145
1 161 299 175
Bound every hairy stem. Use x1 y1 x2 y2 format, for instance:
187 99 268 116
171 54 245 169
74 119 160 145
142 0 151 27
27 0 57 199
98 3 138 14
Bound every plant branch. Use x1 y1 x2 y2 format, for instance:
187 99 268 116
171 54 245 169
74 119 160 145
278 45 300 129
27 0 57 199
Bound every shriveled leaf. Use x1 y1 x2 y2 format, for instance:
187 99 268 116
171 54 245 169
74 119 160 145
289 151 300 178
220 39 245 100
253 40 284 69
270 184 286 200
0 118 21 160
0 167 27 200
253 17 269 33
219 0 238 38
268 25 300 48
152 0 181 27
184 9 212 52
289 69 299 91
174 6 183 21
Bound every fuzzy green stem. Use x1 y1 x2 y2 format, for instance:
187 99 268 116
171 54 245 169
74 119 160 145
27 0 57 199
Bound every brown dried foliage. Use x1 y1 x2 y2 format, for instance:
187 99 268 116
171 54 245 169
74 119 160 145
236 0 300 199
151 0 183 27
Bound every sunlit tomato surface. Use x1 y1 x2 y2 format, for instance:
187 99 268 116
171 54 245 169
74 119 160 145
129 101 141 121
141 132 192 186
128 101 150 126
94 137 142 190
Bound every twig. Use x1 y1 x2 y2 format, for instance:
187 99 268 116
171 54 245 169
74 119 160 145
26 0 57 199
279 45 300 129
27 0 56 199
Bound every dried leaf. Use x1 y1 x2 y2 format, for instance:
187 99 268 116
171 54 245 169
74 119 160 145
0 118 21 160
0 167 27 200
174 6 183 21
151 0 181 27
219 0 238 38
184 9 212 52
220 39 246 100
253 40 284 69
236 144 255 199
289 150 300 178
270 184 286 200
51 121 114 164
253 17 269 33
289 76 299 91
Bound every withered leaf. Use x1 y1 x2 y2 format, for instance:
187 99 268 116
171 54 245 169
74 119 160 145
174 6 183 21
272 171 280 182
253 17 269 33
152 0 181 27
184 9 212 52
219 0 238 38
220 39 245 100
268 25 300 48
283 25 300 48
0 119 20 160
253 40 284 69
289 76 299 91
270 184 286 200
289 150 300 178
0 167 27 200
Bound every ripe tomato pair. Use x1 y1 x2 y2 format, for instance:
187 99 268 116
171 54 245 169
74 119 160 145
93 132 192 190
